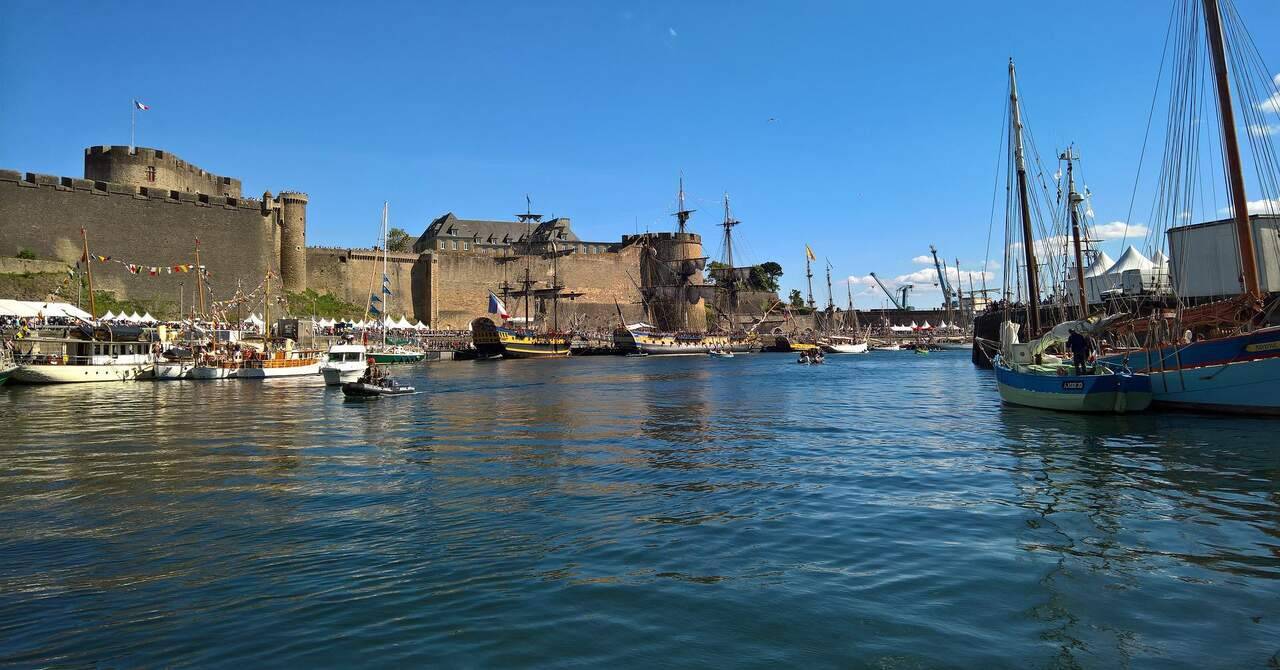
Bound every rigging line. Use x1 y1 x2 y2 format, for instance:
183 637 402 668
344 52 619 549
1124 0 1181 252
985 75 1012 303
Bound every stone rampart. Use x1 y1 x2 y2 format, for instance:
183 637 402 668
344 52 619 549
84 146 242 197
0 170 274 312
305 247 421 319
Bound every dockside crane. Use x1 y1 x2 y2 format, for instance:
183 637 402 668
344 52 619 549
869 272 912 310
929 245 954 322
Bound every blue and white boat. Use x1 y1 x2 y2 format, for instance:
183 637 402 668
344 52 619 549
995 319 1152 414
1099 326 1280 415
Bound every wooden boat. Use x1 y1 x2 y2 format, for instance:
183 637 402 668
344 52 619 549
615 327 757 356
238 347 322 378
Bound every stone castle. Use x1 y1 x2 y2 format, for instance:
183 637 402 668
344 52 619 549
0 146 711 331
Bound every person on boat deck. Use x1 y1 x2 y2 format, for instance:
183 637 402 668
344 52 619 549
1066 329 1090 375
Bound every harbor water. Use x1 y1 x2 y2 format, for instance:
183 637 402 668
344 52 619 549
1 351 1277 667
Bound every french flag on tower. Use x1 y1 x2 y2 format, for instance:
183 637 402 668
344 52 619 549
134 99 150 111
488 292 510 320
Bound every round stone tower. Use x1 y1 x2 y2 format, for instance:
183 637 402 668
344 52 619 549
642 232 708 332
278 191 308 294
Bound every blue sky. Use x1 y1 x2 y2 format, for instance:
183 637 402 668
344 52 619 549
3 1 1279 308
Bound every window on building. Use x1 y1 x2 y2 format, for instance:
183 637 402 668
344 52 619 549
439 241 446 250
146 166 157 182
463 242 470 251
451 240 458 250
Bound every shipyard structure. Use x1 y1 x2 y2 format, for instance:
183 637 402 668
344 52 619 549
0 146 709 331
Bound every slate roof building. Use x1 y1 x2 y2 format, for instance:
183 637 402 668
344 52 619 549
412 212 613 256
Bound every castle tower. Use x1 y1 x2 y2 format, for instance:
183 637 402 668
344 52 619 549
641 232 708 332
278 191 308 293
83 146 241 197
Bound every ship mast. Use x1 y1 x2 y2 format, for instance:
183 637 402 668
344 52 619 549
80 228 96 320
381 201 389 347
720 193 740 324
805 252 815 310
674 176 694 234
515 195 543 332
825 261 835 335
1009 58 1041 335
1061 147 1089 317
1202 0 1261 298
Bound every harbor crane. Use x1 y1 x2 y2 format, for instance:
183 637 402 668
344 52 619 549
869 272 912 310
929 245 954 322
931 248 952 315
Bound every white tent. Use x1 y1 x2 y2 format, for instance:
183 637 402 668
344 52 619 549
129 311 144 322
396 316 413 329
140 312 157 323
920 320 933 330
909 320 918 329
1106 246 1155 275
938 320 948 329
101 310 117 321
414 320 429 331
889 325 913 332
0 300 93 320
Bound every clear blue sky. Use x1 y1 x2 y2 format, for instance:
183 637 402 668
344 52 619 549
3 1 1279 308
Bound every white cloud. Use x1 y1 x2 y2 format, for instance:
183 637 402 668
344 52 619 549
844 274 879 288
892 267 994 288
1260 91 1280 114
1249 123 1280 137
668 27 678 37
911 255 933 265
1093 220 1149 240
1218 198 1280 217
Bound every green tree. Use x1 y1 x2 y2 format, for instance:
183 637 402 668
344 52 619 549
749 261 783 292
788 289 805 308
387 227 413 253
15 248 36 260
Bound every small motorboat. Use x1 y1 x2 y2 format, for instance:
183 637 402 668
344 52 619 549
708 349 735 359
915 347 930 355
624 352 649 358
797 350 825 365
341 364 415 398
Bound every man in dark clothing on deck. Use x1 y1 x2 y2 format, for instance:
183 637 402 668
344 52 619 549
1066 329 1090 375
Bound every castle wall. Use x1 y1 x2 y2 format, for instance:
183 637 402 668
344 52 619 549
306 248 419 320
425 245 648 330
0 170 274 314
84 146 242 198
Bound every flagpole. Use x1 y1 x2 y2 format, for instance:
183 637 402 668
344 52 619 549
130 99 136 154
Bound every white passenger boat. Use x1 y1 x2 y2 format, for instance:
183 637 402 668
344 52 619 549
10 329 156 383
321 340 368 385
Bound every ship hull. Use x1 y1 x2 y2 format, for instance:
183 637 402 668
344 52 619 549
237 361 322 378
470 318 570 359
322 364 366 385
12 362 152 384
994 360 1152 413
368 352 425 364
614 329 758 355
1098 326 1280 415
190 365 238 380
153 361 194 380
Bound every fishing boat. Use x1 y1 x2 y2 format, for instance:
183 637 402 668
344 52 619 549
990 62 1151 413
1089 0 1280 414
10 326 156 383
321 338 368 385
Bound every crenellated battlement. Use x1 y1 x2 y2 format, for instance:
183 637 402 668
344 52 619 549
621 231 702 245
0 169 268 213
83 145 241 198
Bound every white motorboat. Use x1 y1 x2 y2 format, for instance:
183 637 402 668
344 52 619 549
321 340 368 385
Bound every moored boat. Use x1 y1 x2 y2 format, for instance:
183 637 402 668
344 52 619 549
10 326 156 383
321 339 368 385
237 347 323 378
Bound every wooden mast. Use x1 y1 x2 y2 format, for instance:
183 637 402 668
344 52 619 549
1062 148 1089 317
194 238 206 319
264 269 271 344
1202 0 1261 297
81 228 96 320
1009 58 1041 335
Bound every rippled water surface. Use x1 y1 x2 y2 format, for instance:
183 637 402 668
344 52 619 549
2 351 1278 668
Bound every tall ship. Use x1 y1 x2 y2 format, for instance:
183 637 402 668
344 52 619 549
613 184 764 355
471 200 572 359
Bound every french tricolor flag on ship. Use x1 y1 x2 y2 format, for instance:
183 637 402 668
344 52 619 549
488 292 510 320
134 100 150 111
